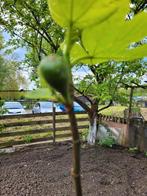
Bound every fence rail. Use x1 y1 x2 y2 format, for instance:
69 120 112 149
0 111 89 148
0 111 129 149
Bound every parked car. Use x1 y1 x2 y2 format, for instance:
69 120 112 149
2 101 25 115
32 101 62 114
59 102 85 112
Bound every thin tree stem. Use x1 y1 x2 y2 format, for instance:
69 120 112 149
66 103 82 196
64 6 82 194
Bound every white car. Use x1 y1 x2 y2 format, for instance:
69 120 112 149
32 101 62 114
2 101 25 115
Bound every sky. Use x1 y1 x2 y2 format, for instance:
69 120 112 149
2 31 26 60
2 31 147 89
2 31 91 90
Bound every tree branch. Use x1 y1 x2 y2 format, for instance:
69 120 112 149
23 2 58 52
122 82 147 89
98 100 113 112
73 95 91 114
73 86 93 105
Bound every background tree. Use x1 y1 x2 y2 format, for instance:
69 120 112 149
0 34 26 91
131 0 147 14
0 0 63 81
73 59 146 143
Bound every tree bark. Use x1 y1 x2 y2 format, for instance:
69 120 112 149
87 103 98 144
87 115 97 144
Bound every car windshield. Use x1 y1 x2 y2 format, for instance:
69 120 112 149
74 102 81 107
4 102 23 109
40 102 53 108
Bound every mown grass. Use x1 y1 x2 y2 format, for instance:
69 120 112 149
100 105 127 117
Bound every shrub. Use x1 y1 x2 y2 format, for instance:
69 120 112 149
128 147 138 153
23 135 33 143
80 129 88 142
98 136 116 148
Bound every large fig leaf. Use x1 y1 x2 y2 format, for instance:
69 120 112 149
47 0 128 29
70 9 147 64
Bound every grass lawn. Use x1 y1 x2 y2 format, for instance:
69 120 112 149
100 105 127 117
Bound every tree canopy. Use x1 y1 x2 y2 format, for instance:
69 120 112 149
0 0 63 79
0 34 26 91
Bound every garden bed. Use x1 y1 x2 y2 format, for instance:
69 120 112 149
0 142 147 196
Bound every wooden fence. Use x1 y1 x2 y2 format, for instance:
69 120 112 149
0 110 129 149
99 114 127 124
0 110 89 148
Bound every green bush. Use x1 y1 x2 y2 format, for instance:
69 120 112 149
0 100 8 115
23 135 33 143
80 129 88 142
144 152 147 157
128 147 138 153
98 136 116 148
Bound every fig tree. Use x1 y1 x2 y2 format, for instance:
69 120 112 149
39 54 70 101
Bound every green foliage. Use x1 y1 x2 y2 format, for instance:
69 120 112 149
0 0 63 76
0 124 5 132
23 0 146 108
100 106 127 117
0 100 7 115
26 87 64 103
72 12 147 64
0 58 26 91
128 147 138 153
48 0 120 29
0 108 8 116
131 107 140 113
144 151 147 157
80 129 88 142
0 34 26 91
49 0 147 64
23 135 33 143
0 100 4 108
98 136 116 148
130 0 147 14
134 88 147 97
75 59 146 109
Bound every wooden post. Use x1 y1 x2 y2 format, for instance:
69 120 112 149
128 117 144 150
53 106 56 144
143 121 147 151
128 87 134 120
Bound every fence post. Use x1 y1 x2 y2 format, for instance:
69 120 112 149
53 106 56 144
128 117 144 151
143 121 147 151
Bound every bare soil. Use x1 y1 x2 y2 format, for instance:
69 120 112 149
0 142 147 196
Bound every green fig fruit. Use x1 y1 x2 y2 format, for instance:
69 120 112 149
39 54 70 101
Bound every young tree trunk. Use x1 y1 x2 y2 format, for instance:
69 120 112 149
87 103 98 144
87 115 97 144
